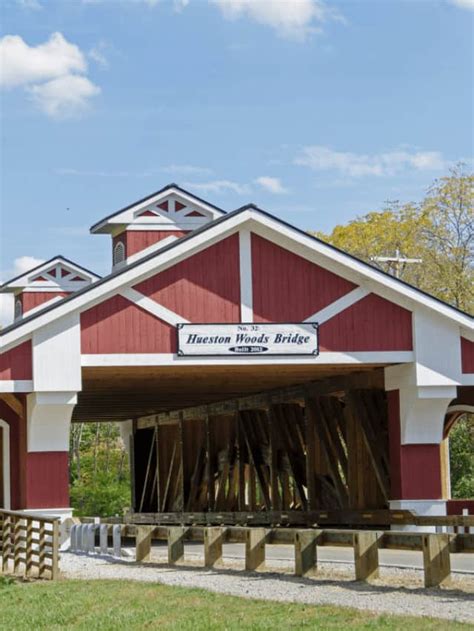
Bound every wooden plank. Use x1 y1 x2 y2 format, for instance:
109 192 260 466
0 394 23 418
349 392 389 502
271 405 307 510
307 398 347 507
267 407 281 511
51 520 60 580
236 410 246 511
177 413 185 512
205 412 215 511
304 400 317 511
162 440 177 512
138 426 157 513
422 534 451 587
155 423 161 512
239 412 271 510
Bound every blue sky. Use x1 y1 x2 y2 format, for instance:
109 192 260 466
1 0 473 313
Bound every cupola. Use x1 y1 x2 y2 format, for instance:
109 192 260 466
89 183 225 269
0 256 100 321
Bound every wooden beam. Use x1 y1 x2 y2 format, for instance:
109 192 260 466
239 411 271 510
0 394 23 417
304 400 317 511
205 411 215 512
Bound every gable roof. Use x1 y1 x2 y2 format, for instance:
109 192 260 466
1 204 472 348
0 255 100 292
90 183 226 234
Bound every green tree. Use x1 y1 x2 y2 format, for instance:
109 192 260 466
69 422 130 517
449 417 474 498
316 166 473 499
315 163 473 313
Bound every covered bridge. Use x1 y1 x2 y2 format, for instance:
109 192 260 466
0 184 473 525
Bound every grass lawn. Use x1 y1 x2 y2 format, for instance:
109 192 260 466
0 578 470 630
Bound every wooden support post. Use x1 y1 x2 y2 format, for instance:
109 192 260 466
136 526 154 563
51 520 60 580
177 413 185 512
304 401 317 511
204 527 223 567
25 519 34 577
13 517 22 574
155 422 161 512
245 528 266 571
168 526 185 565
294 529 319 577
206 412 215 511
38 521 46 577
422 534 451 587
268 407 280 511
236 411 246 511
353 531 379 581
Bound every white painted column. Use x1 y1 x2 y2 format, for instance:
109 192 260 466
25 312 82 519
384 309 462 527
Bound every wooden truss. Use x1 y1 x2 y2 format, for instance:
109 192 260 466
132 378 390 517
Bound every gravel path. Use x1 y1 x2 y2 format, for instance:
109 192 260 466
60 551 474 624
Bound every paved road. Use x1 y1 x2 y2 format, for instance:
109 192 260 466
164 542 473 574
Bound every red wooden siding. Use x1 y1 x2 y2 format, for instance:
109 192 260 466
0 398 27 510
113 230 188 260
81 295 176 354
251 234 357 323
387 390 442 500
460 337 474 373
319 293 413 352
26 452 69 509
447 499 474 515
0 341 32 380
134 235 240 323
21 291 68 314
399 444 443 500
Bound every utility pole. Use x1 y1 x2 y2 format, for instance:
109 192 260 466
371 249 422 279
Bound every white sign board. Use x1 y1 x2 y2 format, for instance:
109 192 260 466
177 323 318 357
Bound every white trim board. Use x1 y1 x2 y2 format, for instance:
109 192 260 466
119 288 189 327
0 380 33 393
0 420 11 510
239 229 253 323
304 287 370 324
81 351 414 367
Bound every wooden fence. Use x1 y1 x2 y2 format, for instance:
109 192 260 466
0 509 60 580
81 522 474 588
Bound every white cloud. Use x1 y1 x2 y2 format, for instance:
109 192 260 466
13 255 44 275
89 43 108 69
0 256 44 327
16 0 42 9
210 0 340 39
0 32 100 118
0 32 86 88
28 75 100 118
161 164 213 176
255 176 288 194
183 180 249 194
449 0 474 10
294 146 446 177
